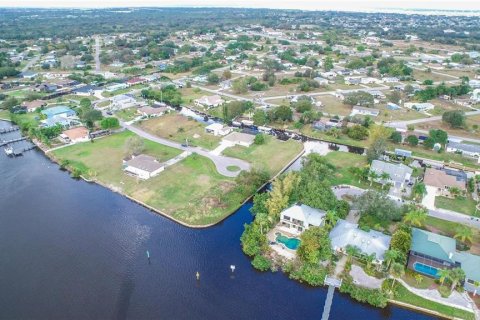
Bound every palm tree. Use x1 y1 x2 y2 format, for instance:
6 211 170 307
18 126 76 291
380 172 390 183
403 209 428 227
368 170 379 186
364 253 376 272
415 274 424 285
389 262 405 292
449 268 466 291
438 269 451 286
346 245 360 263
454 226 474 244
384 249 400 270
349 167 363 183
324 210 338 231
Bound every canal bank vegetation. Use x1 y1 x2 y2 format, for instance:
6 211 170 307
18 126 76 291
241 154 350 285
51 130 270 226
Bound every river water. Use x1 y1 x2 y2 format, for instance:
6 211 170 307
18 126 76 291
0 121 438 319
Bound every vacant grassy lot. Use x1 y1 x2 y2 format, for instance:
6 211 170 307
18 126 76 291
416 114 480 140
376 104 426 122
388 280 475 320
412 70 456 83
322 151 370 188
180 87 215 105
221 135 303 176
428 99 471 117
435 196 478 216
51 130 252 225
115 107 139 121
299 125 368 148
315 95 351 116
138 113 222 150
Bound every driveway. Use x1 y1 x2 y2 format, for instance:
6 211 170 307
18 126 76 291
123 123 250 177
422 186 437 210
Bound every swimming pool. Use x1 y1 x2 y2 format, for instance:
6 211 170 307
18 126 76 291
276 233 301 250
413 262 439 278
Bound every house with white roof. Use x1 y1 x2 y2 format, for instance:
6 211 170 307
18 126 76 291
123 154 164 180
194 95 223 109
404 102 435 112
329 219 391 264
205 123 232 136
279 204 326 233
370 160 413 189
351 106 380 117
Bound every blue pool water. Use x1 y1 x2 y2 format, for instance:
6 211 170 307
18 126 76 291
276 234 301 250
413 262 439 278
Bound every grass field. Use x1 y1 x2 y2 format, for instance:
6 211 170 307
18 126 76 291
0 109 11 120
315 95 351 116
322 151 371 188
416 114 480 140
115 107 139 121
51 130 252 225
388 280 475 320
221 135 303 176
138 113 222 150
435 196 479 216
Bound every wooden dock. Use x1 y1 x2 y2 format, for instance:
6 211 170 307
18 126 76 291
0 137 27 147
321 277 342 320
0 126 19 134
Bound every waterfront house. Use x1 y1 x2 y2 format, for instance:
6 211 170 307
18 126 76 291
370 160 413 189
423 168 467 198
194 95 224 109
279 204 326 233
110 94 138 110
205 123 232 136
351 106 380 117
60 126 90 143
41 106 75 119
123 154 165 180
446 141 480 159
329 219 391 264
222 132 255 147
408 228 480 294
137 106 167 118
21 100 46 112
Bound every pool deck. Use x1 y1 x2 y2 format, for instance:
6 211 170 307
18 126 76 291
267 226 299 260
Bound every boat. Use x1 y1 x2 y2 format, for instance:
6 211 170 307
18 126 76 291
4 145 13 156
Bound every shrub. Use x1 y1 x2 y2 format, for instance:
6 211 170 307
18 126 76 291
340 276 388 308
251 255 271 271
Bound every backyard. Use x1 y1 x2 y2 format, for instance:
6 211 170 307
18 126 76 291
221 135 303 176
138 113 222 150
51 130 253 226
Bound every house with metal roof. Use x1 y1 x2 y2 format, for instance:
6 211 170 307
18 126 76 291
370 160 413 189
408 228 480 293
41 106 75 119
123 154 165 180
329 219 391 264
279 204 326 234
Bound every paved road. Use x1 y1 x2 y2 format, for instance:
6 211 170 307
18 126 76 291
21 55 40 73
262 85 391 101
386 109 480 128
123 123 250 177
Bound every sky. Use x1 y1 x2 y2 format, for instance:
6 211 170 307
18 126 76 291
2 0 480 11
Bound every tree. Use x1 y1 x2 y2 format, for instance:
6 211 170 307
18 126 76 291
207 72 220 85
367 137 387 163
265 172 299 222
412 183 427 200
2 97 19 110
403 208 427 227
124 136 145 157
438 269 451 286
347 125 369 140
324 210 338 231
390 226 412 255
100 117 119 129
449 268 465 291
344 91 374 107
324 56 334 71
414 274 424 285
390 131 402 144
442 110 466 128
232 77 248 94
252 110 268 125
297 226 332 264
79 98 92 108
389 262 405 291
273 105 293 122
346 245 361 263
241 223 267 257
254 133 265 145
406 135 419 146
354 191 403 222
222 69 232 80
387 91 402 104
384 249 400 270
454 226 474 244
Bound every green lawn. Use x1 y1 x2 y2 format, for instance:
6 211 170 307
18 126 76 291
221 135 303 177
115 107 139 121
0 109 11 120
435 196 479 216
323 151 368 186
51 130 252 225
138 113 222 150
388 280 475 320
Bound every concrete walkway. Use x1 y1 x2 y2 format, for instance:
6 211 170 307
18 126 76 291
396 278 474 312
123 123 250 177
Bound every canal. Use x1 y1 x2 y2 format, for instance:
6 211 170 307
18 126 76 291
0 121 438 319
